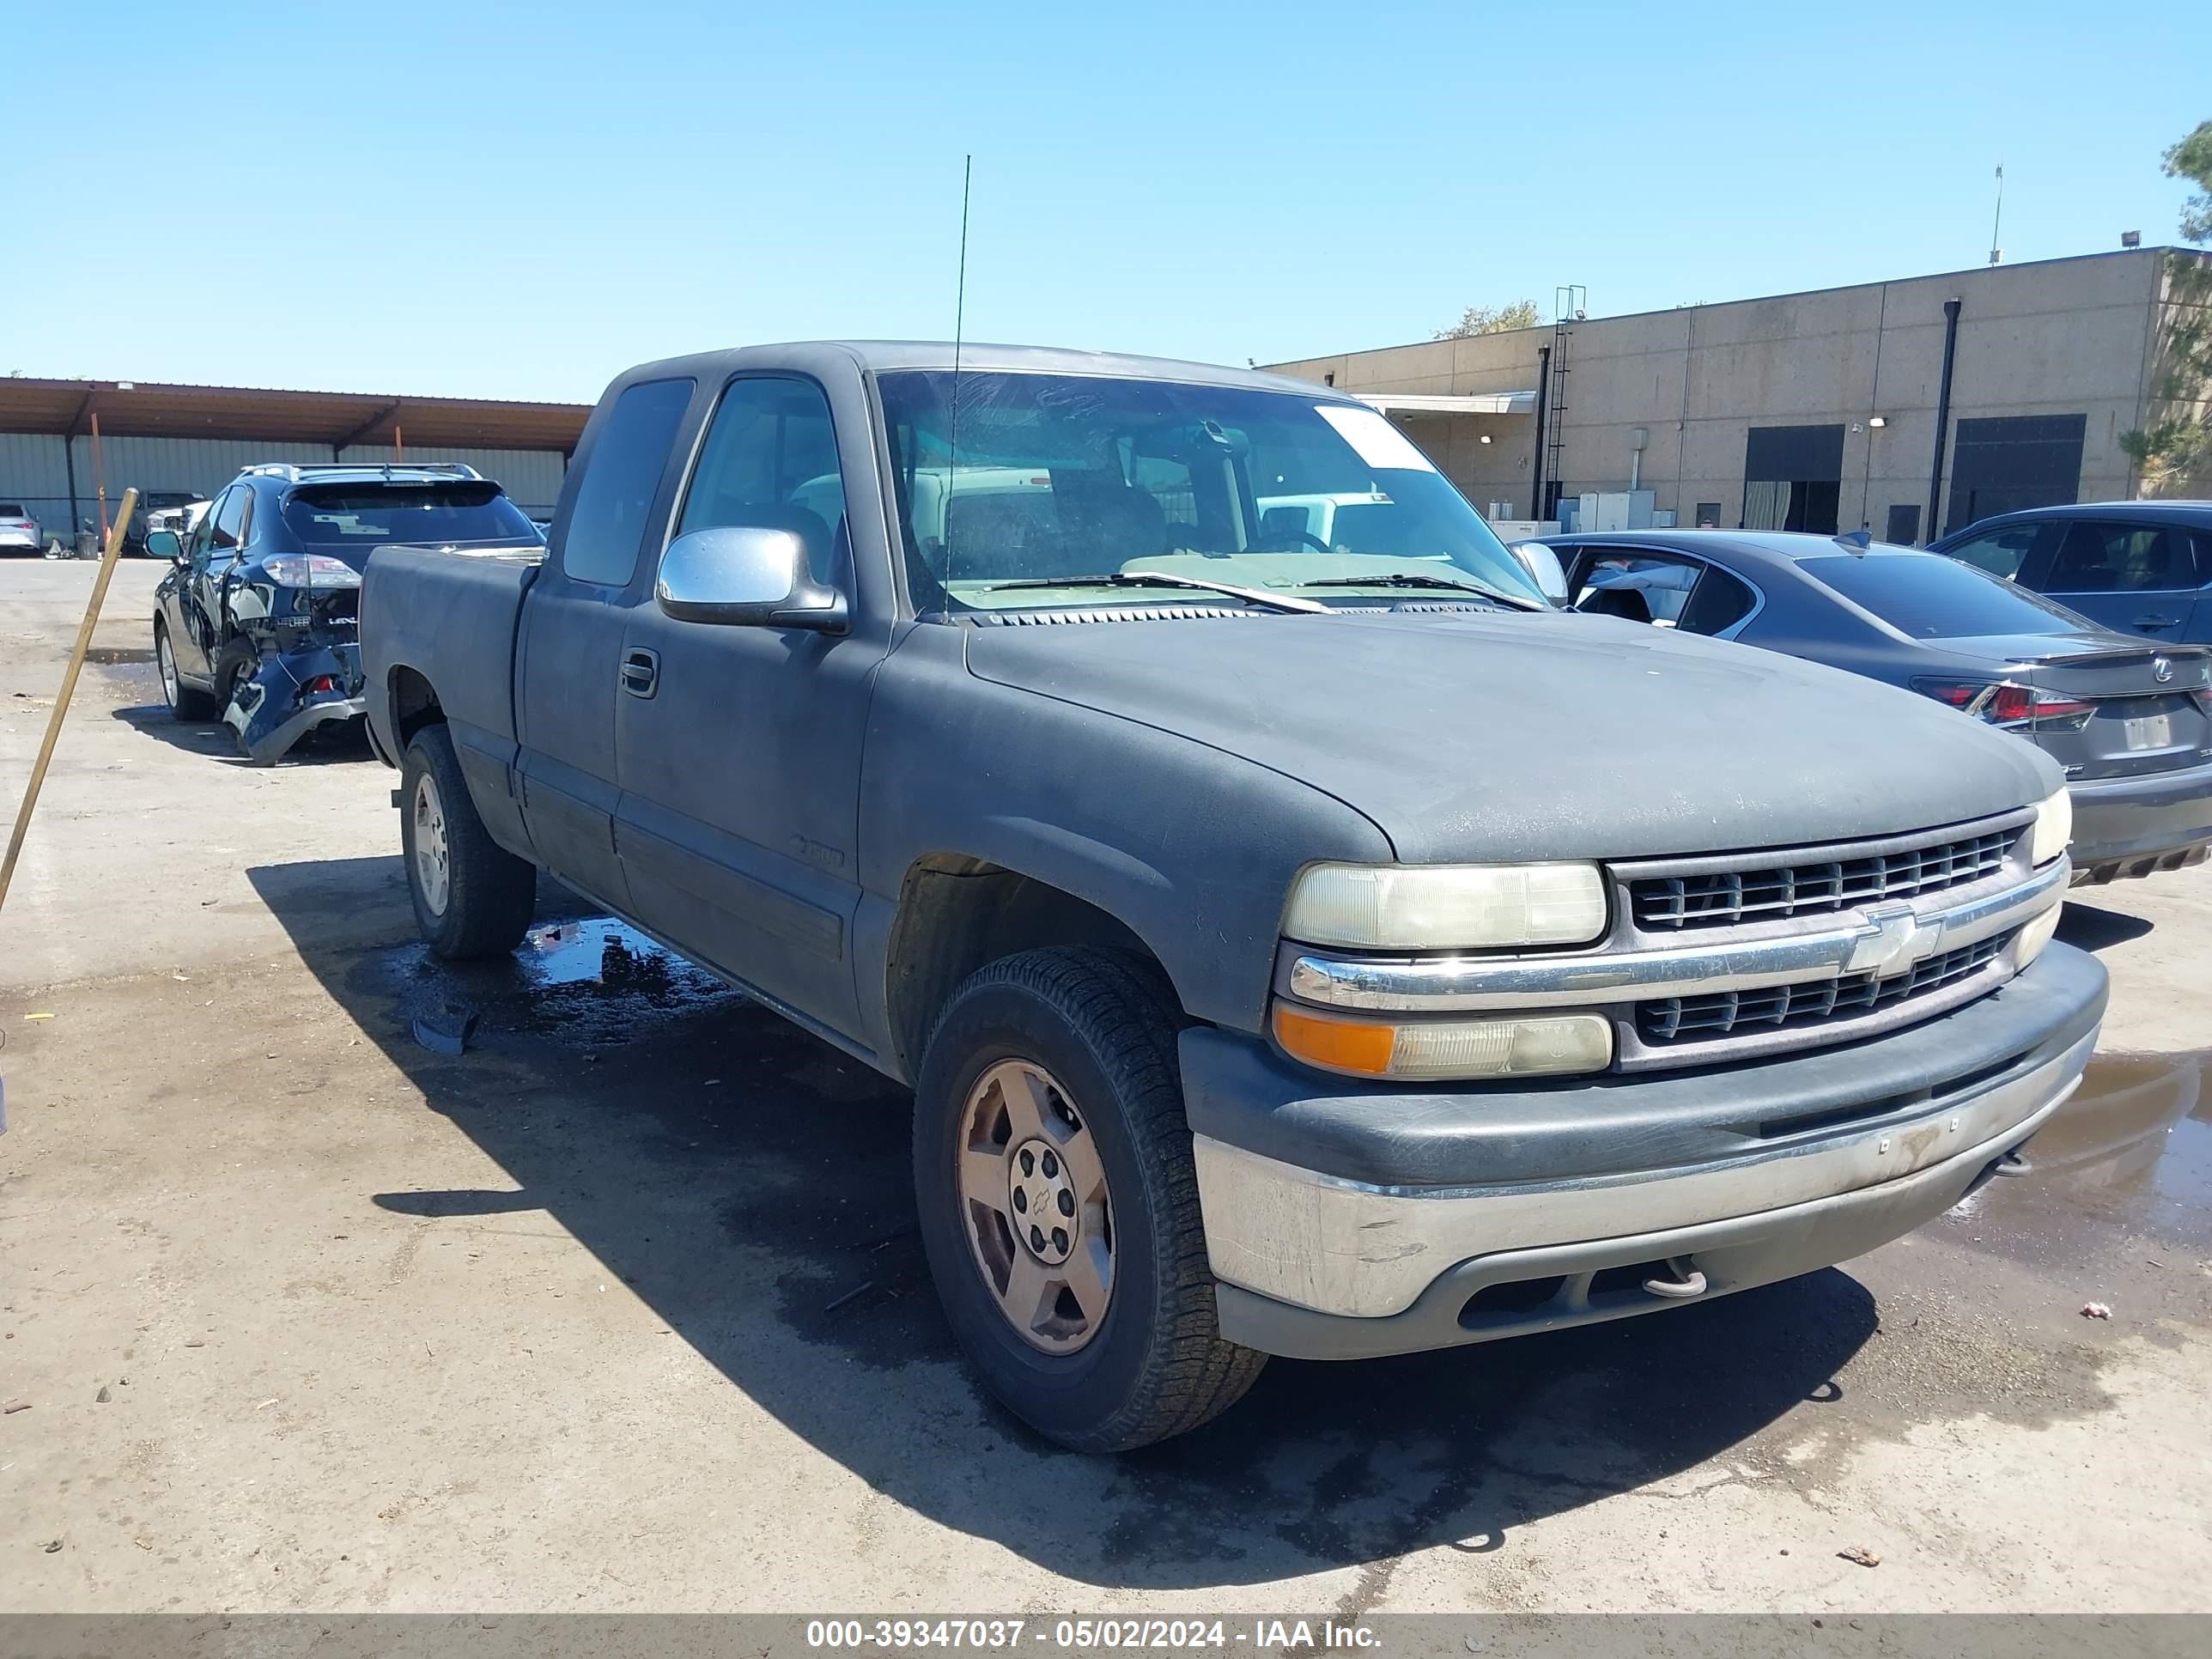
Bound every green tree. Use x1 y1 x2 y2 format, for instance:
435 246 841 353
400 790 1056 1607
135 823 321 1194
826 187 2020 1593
1433 300 1541 340
2121 121 2212 493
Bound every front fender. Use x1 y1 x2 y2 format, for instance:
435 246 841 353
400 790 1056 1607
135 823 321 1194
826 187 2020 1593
857 626 1394 1041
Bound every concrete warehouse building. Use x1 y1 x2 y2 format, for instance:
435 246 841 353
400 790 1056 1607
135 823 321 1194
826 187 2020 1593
0 378 591 546
1268 246 2212 544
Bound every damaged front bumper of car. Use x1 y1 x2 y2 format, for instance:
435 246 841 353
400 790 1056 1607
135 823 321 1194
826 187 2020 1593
222 641 368 765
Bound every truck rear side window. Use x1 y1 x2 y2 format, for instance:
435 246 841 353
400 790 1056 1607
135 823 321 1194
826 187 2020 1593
562 377 696 586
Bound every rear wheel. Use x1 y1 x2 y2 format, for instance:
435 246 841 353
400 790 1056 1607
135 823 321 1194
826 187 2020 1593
913 947 1265 1450
400 724 535 958
155 622 216 720
213 635 259 713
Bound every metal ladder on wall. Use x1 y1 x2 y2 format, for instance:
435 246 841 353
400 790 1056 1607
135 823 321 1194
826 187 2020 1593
1544 285 1585 521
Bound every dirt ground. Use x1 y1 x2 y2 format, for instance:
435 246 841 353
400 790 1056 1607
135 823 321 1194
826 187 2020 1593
2 559 2209 1614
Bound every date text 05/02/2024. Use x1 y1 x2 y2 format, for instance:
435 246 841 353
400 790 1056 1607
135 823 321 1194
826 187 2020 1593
803 1620 1382 1650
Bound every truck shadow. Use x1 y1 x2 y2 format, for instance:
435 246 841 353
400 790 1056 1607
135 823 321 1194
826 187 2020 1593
251 855 1878 1589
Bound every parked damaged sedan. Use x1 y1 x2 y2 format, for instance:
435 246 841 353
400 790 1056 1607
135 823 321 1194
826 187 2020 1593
148 463 541 763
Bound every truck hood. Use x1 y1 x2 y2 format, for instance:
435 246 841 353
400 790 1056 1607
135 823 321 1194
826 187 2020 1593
964 609 2061 861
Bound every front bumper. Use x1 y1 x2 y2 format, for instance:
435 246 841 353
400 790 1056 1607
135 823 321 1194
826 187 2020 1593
2068 756 2212 882
1185 942 2105 1357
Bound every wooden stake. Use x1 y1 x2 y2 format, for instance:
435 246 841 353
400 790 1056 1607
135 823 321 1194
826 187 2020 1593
0 489 139 913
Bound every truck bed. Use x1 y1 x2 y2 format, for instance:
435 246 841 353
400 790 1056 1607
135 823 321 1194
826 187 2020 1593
360 540 541 764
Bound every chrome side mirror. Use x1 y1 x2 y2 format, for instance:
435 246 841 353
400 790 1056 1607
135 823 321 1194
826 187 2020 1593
654 526 847 633
145 529 183 562
1507 540 1569 604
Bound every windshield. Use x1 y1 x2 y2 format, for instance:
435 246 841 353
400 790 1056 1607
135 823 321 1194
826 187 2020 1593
876 371 1542 613
281 483 538 566
1802 551 2091 639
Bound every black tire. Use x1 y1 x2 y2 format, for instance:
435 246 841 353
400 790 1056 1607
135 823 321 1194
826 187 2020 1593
399 723 535 959
154 621 217 720
913 946 1266 1451
213 635 260 711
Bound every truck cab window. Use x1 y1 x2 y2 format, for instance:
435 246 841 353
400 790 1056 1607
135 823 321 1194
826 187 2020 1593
562 377 696 586
676 376 846 585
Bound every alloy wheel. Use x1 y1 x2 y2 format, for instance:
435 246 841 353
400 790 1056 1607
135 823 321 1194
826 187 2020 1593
412 771 452 916
957 1058 1114 1354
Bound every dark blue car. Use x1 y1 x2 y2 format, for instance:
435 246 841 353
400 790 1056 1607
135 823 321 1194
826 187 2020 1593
147 463 540 763
1932 500 2212 646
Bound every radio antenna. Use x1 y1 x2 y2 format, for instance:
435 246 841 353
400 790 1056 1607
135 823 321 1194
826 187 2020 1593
945 154 972 599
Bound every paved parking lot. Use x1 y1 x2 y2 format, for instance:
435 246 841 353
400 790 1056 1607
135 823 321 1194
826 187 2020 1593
3 560 2209 1613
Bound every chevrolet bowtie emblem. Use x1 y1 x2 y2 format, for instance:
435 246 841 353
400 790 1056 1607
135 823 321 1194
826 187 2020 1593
1845 902 1946 975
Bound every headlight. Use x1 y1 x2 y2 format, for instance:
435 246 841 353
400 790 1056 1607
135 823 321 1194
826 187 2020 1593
1284 861 1607 950
2015 902 2063 968
1272 1004 1613 1081
2030 788 2071 867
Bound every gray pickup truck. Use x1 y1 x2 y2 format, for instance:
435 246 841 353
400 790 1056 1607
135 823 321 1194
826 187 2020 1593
362 343 2106 1451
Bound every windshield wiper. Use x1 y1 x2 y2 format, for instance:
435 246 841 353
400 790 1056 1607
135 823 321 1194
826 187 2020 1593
1292 572 1545 611
970 571 1329 614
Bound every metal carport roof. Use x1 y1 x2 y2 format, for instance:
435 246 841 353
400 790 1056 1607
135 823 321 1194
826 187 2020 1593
0 377 592 453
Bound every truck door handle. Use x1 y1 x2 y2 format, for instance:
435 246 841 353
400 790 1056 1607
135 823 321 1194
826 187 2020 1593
2134 615 2178 629
620 647 659 698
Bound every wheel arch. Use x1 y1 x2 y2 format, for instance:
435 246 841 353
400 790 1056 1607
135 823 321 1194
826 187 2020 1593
388 664 446 746
884 852 1174 1081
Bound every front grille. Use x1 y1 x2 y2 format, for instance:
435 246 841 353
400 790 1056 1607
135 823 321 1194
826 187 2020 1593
1630 827 2016 930
1637 931 2012 1046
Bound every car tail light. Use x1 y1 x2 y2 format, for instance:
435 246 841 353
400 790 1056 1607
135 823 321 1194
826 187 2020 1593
260 554 362 587
1912 679 2094 730
302 675 341 696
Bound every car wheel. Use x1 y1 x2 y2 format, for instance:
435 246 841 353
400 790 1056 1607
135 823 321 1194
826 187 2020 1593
399 723 535 959
913 946 1266 1451
155 622 217 720
213 636 260 712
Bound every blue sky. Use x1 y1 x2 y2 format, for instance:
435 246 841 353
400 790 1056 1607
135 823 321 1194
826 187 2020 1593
7 2 2205 404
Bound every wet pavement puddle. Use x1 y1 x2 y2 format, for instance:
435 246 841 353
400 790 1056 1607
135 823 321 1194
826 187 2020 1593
369 915 738 1050
1954 1049 2211 1262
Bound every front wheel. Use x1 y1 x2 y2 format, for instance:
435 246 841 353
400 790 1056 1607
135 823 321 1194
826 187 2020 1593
913 947 1265 1451
399 724 535 958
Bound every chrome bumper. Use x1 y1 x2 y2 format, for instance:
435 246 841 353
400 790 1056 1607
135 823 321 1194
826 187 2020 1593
1285 856 2067 1013
1194 1023 2095 1322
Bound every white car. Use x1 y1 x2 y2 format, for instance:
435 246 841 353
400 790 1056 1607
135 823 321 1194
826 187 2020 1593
0 503 43 556
142 498 211 552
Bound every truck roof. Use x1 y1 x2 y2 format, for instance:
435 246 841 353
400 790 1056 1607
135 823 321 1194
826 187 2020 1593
620 341 1341 398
